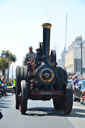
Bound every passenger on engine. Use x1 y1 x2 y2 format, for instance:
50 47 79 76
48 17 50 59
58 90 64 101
25 46 36 65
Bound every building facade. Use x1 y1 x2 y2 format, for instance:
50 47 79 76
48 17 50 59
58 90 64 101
65 36 85 74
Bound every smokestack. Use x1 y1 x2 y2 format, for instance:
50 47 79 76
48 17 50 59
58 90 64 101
42 23 52 62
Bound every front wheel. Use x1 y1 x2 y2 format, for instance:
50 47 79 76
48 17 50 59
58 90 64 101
19 80 28 114
63 85 73 115
53 99 62 110
20 66 28 81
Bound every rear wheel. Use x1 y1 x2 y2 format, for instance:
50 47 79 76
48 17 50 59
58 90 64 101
20 66 28 81
19 80 28 114
63 85 73 115
23 66 28 81
54 67 67 90
16 66 21 109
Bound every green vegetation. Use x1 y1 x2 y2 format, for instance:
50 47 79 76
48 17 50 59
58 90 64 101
0 50 16 76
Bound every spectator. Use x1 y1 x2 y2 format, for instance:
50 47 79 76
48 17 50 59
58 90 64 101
72 75 80 90
12 79 16 94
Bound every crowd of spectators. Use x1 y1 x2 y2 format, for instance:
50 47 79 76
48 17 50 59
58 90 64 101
0 76 16 96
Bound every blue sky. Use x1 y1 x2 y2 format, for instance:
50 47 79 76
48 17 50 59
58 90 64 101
0 0 85 67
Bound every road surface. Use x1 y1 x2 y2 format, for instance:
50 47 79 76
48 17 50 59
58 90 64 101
0 94 85 128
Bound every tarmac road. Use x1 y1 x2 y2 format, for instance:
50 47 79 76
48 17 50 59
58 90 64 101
0 94 85 128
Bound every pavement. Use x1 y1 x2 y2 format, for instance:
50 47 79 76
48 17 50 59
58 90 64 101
0 94 85 128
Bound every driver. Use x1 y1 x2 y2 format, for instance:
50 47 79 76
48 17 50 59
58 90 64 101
25 46 36 65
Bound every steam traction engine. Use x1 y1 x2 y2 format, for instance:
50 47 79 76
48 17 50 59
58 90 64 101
16 23 73 115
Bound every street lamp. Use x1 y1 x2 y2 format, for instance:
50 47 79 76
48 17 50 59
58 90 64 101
80 42 83 75
8 54 11 81
80 41 85 75
12 64 14 80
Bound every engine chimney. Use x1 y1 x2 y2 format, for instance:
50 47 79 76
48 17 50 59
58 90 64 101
42 23 52 63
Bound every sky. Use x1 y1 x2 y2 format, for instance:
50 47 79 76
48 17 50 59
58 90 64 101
0 0 85 71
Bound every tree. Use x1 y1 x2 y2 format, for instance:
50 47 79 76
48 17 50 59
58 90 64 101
0 50 17 76
2 50 16 64
0 58 9 76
